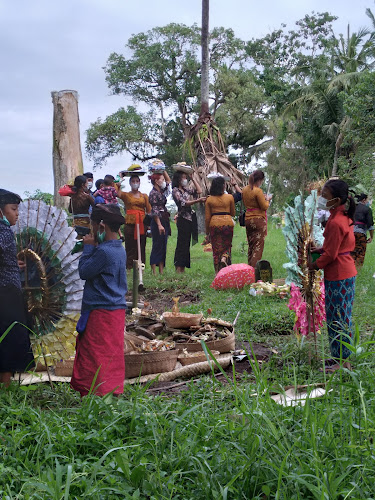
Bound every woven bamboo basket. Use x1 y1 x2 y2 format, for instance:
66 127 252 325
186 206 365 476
55 359 75 377
124 333 145 354
178 350 220 366
125 349 179 379
163 312 203 329
175 331 235 354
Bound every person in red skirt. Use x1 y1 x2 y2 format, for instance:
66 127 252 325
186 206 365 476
71 204 127 397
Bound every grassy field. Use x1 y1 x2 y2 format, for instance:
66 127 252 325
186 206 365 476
1 223 375 499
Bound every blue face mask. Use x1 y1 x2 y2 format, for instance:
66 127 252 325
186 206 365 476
0 210 10 226
97 230 106 244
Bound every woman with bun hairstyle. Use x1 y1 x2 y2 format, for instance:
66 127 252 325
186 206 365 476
309 179 357 368
241 169 271 267
205 176 235 273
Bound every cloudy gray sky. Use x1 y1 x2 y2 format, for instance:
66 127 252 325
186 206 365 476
0 0 368 196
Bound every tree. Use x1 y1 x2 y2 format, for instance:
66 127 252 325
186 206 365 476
52 90 84 209
24 189 54 205
85 23 256 168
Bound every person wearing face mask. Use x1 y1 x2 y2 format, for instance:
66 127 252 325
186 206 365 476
308 179 357 370
0 189 35 387
83 172 94 194
148 170 171 275
351 193 374 269
70 204 127 397
172 171 206 273
115 174 151 270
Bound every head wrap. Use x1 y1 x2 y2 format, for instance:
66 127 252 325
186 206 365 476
0 189 22 205
91 204 125 225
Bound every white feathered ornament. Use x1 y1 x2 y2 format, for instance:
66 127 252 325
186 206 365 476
13 200 84 365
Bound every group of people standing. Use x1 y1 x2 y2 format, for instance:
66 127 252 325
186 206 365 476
67 167 272 277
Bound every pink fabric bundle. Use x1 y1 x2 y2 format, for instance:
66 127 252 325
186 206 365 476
211 264 255 290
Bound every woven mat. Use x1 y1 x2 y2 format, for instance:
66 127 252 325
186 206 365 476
13 354 232 386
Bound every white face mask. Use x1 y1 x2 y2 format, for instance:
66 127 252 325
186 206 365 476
131 182 140 190
87 181 93 189
181 179 188 187
317 196 329 210
159 181 166 190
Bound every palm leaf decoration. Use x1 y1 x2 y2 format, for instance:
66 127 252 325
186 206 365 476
13 200 84 365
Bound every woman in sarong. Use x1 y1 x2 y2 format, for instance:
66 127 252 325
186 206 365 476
116 175 151 270
351 193 374 269
242 170 271 267
309 179 357 371
172 171 205 273
0 189 34 387
149 171 171 275
70 205 127 397
69 175 95 238
205 177 235 273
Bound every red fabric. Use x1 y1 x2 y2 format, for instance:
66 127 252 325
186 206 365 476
127 209 145 238
71 309 125 397
316 205 357 281
211 264 255 290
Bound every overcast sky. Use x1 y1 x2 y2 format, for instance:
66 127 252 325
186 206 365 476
0 0 369 197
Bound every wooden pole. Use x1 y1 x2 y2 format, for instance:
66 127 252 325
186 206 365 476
51 90 84 209
132 260 139 310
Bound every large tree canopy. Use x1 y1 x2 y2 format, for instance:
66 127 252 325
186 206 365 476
86 10 375 204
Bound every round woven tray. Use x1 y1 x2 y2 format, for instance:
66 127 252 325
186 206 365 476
175 331 235 354
178 350 220 366
163 312 203 329
125 349 179 379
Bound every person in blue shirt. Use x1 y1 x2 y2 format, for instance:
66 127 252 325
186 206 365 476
93 179 105 205
70 204 127 397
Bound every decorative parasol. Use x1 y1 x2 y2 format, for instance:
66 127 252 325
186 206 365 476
13 200 84 365
282 191 325 354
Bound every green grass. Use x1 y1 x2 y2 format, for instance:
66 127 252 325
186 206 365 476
1 223 375 498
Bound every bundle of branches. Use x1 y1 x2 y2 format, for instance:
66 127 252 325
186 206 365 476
188 112 245 195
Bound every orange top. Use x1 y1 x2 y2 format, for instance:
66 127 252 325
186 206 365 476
205 194 235 233
116 190 151 224
242 186 269 219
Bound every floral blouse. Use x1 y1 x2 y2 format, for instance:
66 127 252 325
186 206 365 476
149 184 171 218
172 187 197 221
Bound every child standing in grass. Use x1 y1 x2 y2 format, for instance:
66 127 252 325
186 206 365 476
0 189 34 387
309 179 357 370
70 204 127 397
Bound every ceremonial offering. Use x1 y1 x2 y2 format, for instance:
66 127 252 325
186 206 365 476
119 164 146 177
147 158 166 174
172 162 193 174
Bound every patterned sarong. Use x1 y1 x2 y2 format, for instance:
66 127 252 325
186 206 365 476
325 277 356 359
351 233 367 269
210 225 233 273
245 217 267 267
